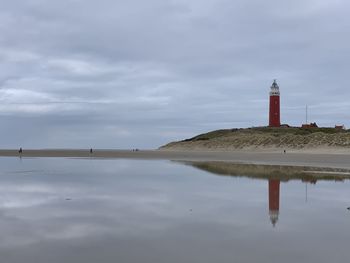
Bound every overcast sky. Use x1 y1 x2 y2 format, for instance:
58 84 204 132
0 0 349 149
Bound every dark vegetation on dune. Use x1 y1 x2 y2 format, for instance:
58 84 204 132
182 127 349 142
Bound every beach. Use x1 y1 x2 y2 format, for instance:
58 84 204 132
1 149 350 169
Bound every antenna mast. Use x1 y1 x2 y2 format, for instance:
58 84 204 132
306 105 308 124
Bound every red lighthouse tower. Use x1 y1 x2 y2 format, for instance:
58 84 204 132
268 179 280 227
269 80 281 127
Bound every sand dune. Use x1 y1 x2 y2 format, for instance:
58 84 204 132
161 127 350 152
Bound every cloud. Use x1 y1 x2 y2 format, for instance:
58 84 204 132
0 0 350 148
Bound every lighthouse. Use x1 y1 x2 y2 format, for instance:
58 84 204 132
268 179 280 227
269 79 281 127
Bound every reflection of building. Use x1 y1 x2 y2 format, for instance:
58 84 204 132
268 179 280 227
269 80 281 127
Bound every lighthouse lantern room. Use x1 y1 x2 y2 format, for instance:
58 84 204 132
269 79 281 127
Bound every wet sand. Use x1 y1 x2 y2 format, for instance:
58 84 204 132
1 149 350 169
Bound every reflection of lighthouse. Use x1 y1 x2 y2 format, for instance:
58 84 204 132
268 179 280 227
269 80 281 127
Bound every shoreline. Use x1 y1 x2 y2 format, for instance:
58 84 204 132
1 149 350 170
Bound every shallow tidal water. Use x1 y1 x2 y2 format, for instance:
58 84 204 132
0 157 349 263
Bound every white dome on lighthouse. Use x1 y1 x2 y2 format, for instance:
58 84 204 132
270 79 280 96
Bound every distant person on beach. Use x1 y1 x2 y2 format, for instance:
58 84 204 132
284 149 286 154
90 148 93 154
19 148 22 154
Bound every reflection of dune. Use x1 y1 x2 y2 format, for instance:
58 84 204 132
185 161 350 182
185 161 350 227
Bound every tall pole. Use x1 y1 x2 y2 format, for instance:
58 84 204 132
306 105 308 124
